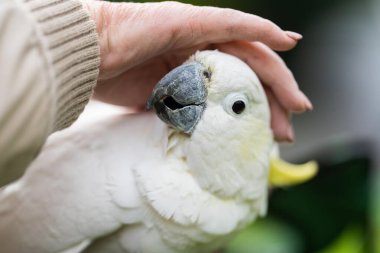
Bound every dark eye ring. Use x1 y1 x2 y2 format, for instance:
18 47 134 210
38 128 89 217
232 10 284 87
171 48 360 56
232 100 246 114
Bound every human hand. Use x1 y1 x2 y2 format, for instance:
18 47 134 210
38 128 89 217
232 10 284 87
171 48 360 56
83 1 312 141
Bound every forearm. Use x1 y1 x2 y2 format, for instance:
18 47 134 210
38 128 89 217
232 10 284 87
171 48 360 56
0 0 100 186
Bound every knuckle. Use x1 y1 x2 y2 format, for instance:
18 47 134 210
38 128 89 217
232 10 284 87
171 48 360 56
170 4 205 44
212 8 241 35
259 18 276 35
219 7 236 17
286 68 295 80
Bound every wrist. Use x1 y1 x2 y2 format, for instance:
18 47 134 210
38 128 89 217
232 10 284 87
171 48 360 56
81 0 106 35
25 0 101 130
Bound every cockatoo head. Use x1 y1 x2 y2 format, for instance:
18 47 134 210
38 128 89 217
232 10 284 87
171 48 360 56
147 51 316 206
147 51 269 135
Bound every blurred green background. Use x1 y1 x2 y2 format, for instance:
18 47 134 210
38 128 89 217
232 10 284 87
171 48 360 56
112 0 380 252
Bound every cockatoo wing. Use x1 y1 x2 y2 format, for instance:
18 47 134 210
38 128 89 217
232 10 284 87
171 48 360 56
0 112 168 253
134 161 253 236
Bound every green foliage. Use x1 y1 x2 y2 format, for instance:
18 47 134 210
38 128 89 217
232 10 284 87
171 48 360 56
269 157 370 252
317 225 365 253
225 218 302 253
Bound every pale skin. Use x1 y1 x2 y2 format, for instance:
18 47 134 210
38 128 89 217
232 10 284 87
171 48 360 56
82 1 313 141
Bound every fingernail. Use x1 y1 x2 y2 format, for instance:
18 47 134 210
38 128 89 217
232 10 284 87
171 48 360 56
286 126 295 143
285 31 303 40
302 93 313 110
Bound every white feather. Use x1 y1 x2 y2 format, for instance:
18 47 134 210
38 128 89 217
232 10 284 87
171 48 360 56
0 51 274 253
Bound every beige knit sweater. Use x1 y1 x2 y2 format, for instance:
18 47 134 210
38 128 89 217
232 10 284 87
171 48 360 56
0 0 100 186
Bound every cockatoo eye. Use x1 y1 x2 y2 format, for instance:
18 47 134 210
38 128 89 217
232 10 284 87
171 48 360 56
232 100 245 114
223 93 249 116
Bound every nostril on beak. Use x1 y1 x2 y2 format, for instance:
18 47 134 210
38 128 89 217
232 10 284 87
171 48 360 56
162 97 185 110
202 70 211 80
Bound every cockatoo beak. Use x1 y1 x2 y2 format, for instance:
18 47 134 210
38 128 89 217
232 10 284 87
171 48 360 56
269 158 318 187
147 61 209 134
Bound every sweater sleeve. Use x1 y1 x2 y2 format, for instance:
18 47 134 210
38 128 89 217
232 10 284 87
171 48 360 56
0 0 100 186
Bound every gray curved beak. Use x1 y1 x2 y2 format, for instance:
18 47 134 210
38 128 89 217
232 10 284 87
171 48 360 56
146 61 209 134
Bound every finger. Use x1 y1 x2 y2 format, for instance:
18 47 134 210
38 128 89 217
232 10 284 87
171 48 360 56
215 41 312 112
166 2 302 51
265 88 294 142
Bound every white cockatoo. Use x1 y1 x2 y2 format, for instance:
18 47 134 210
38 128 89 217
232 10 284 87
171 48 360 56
0 51 317 253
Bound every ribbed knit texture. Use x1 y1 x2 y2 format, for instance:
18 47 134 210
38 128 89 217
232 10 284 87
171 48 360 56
0 0 100 185
24 0 100 131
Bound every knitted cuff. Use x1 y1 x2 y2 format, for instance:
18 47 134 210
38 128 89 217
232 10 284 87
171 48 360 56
23 0 100 131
